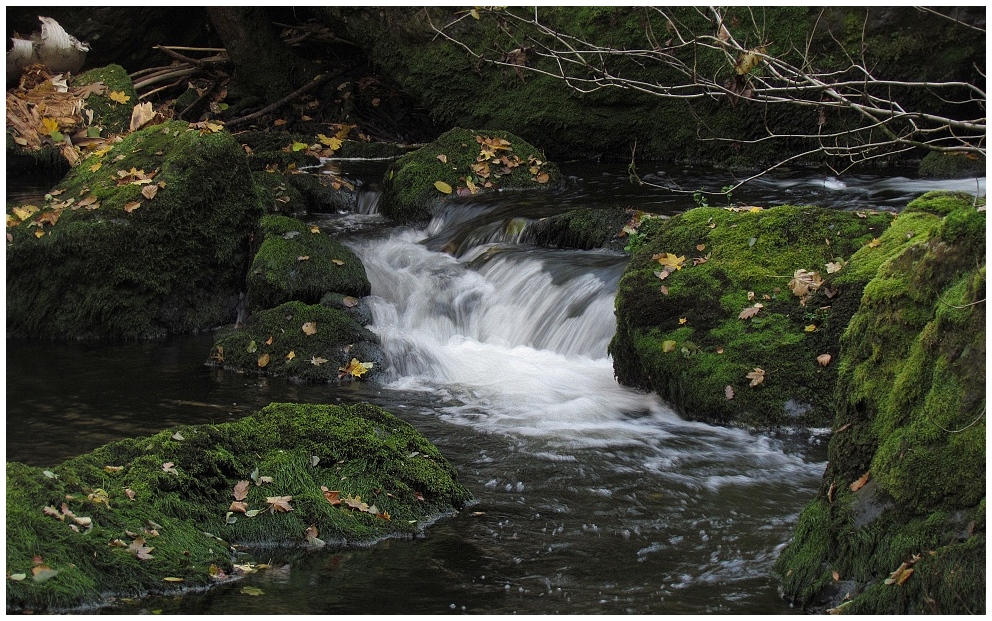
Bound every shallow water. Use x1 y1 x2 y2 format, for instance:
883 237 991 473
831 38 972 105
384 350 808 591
5 161 984 614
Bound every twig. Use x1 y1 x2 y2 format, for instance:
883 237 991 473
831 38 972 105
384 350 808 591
225 72 334 128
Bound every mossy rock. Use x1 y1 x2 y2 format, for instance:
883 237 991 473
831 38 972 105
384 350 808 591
380 127 561 222
917 151 986 180
73 64 138 135
610 205 893 428
210 301 384 383
525 207 631 251
6 120 264 339
775 192 985 613
246 215 371 310
6 401 472 612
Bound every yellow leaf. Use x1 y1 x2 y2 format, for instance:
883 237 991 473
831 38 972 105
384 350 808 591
651 252 686 271
257 353 270 368
470 8 480 19
678 317 687 325
661 340 677 353
109 90 131 104
317 134 343 150
434 180 453 194
331 259 345 266
40 117 60 136
339 358 374 378
286 350 296 361
13 205 40 221
292 141 309 152
163 577 184 583
301 322 317 336
89 162 102 172
867 238 881 248
309 225 320 234
35 229 46 238
535 172 550 184
804 324 817 332
241 586 264 596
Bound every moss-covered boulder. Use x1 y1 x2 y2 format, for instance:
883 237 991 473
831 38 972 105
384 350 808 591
380 127 560 222
6 120 264 339
610 205 892 428
525 207 631 251
209 301 384 382
6 401 472 612
247 214 371 310
775 192 985 614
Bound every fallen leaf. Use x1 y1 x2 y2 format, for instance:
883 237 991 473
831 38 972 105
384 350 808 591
264 336 273 346
257 352 270 368
867 238 881 248
129 101 155 132
124 488 136 500
339 358 374 379
292 141 308 152
109 90 130 104
696 244 706 251
266 496 294 513
172 431 184 441
43 506 64 521
309 224 320 234
310 356 328 366
434 180 453 194
817 353 832 367
141 184 158 200
661 340 677 353
804 324 817 332
9 573 26 581
832 570 840 582
850 471 870 492
302 321 317 335
31 566 60 583
715 346 724 354
162 462 178 475
437 154 448 164
321 486 341 505
286 350 296 361
104 465 124 473
342 296 359 308
246 340 258 353
128 537 154 560
229 501 248 513
725 385 735 400
163 577 185 583
659 285 669 295
788 269 823 299
331 258 345 266
826 261 844 274
241 586 264 596
124 201 141 213
257 476 274 485
652 252 686 271
746 368 766 387
739 304 763 320
535 172 550 184
835 422 851 433
233 480 250 501
678 317 687 325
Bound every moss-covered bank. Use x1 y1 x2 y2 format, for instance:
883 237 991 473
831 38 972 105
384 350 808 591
6 120 263 339
6 402 472 612
380 127 560 222
775 192 985 613
610 205 892 427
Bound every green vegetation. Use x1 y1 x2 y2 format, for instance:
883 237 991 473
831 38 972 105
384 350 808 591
380 127 560 222
73 65 138 134
526 207 630 251
610 204 891 427
6 120 263 339
247 214 370 310
6 402 472 612
775 192 985 613
210 301 383 382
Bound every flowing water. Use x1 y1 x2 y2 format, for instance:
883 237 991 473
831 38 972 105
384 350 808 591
5 162 985 614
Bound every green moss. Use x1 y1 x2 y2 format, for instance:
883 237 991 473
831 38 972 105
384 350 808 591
610 205 892 427
918 151 987 179
525 207 630 250
380 127 561 222
6 120 264 339
6 402 472 612
247 215 370 310
74 65 137 134
210 301 383 383
779 192 985 613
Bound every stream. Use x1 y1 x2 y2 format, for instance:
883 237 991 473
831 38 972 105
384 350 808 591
5 162 985 614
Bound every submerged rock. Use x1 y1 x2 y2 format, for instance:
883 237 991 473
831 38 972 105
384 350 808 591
6 402 472 613
775 192 985 614
380 127 561 222
6 119 263 339
610 204 892 428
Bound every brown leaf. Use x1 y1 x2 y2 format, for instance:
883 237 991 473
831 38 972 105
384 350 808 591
850 471 870 492
266 496 294 513
257 352 270 368
301 321 317 336
320 486 341 506
739 303 763 320
832 570 840 582
43 506 64 521
233 480 251 501
124 488 136 501
342 296 359 308
141 184 158 200
746 368 765 387
817 353 832 367
128 536 155 560
124 201 140 213
229 501 248 514
162 462 178 474
725 385 735 400
827 481 836 503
